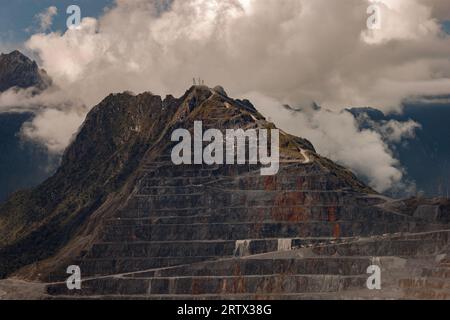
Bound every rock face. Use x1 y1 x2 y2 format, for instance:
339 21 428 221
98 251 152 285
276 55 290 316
1 85 449 299
0 91 179 276
0 50 51 93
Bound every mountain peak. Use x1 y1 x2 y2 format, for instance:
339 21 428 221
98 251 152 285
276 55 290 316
1 50 30 61
0 50 51 92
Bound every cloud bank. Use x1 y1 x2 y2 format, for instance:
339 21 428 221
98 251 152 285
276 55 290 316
245 92 420 193
1 0 450 192
25 0 450 109
0 86 87 153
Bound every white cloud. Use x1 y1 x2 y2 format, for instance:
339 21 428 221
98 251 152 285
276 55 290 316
244 91 410 192
23 0 450 110
362 0 440 44
371 119 421 144
420 0 450 20
35 6 58 32
20 108 85 153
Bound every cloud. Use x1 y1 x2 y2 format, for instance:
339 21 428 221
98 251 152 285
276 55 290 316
245 91 418 193
366 118 421 144
3 0 450 190
0 39 23 55
21 108 85 153
23 0 450 110
35 6 58 32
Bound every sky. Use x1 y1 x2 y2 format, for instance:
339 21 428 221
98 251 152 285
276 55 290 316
1 0 450 194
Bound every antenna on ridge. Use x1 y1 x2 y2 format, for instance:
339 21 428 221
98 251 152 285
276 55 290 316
193 77 205 86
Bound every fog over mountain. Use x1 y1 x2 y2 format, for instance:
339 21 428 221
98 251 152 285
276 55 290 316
350 100 450 197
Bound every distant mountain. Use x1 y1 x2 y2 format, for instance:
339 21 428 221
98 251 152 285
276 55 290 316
349 102 450 197
0 51 57 202
0 50 51 92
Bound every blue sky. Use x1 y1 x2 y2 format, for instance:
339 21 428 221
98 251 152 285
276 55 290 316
0 0 113 45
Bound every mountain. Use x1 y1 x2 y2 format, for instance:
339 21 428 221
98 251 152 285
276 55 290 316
0 85 449 299
0 51 57 202
0 50 51 93
0 90 178 272
349 102 450 197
